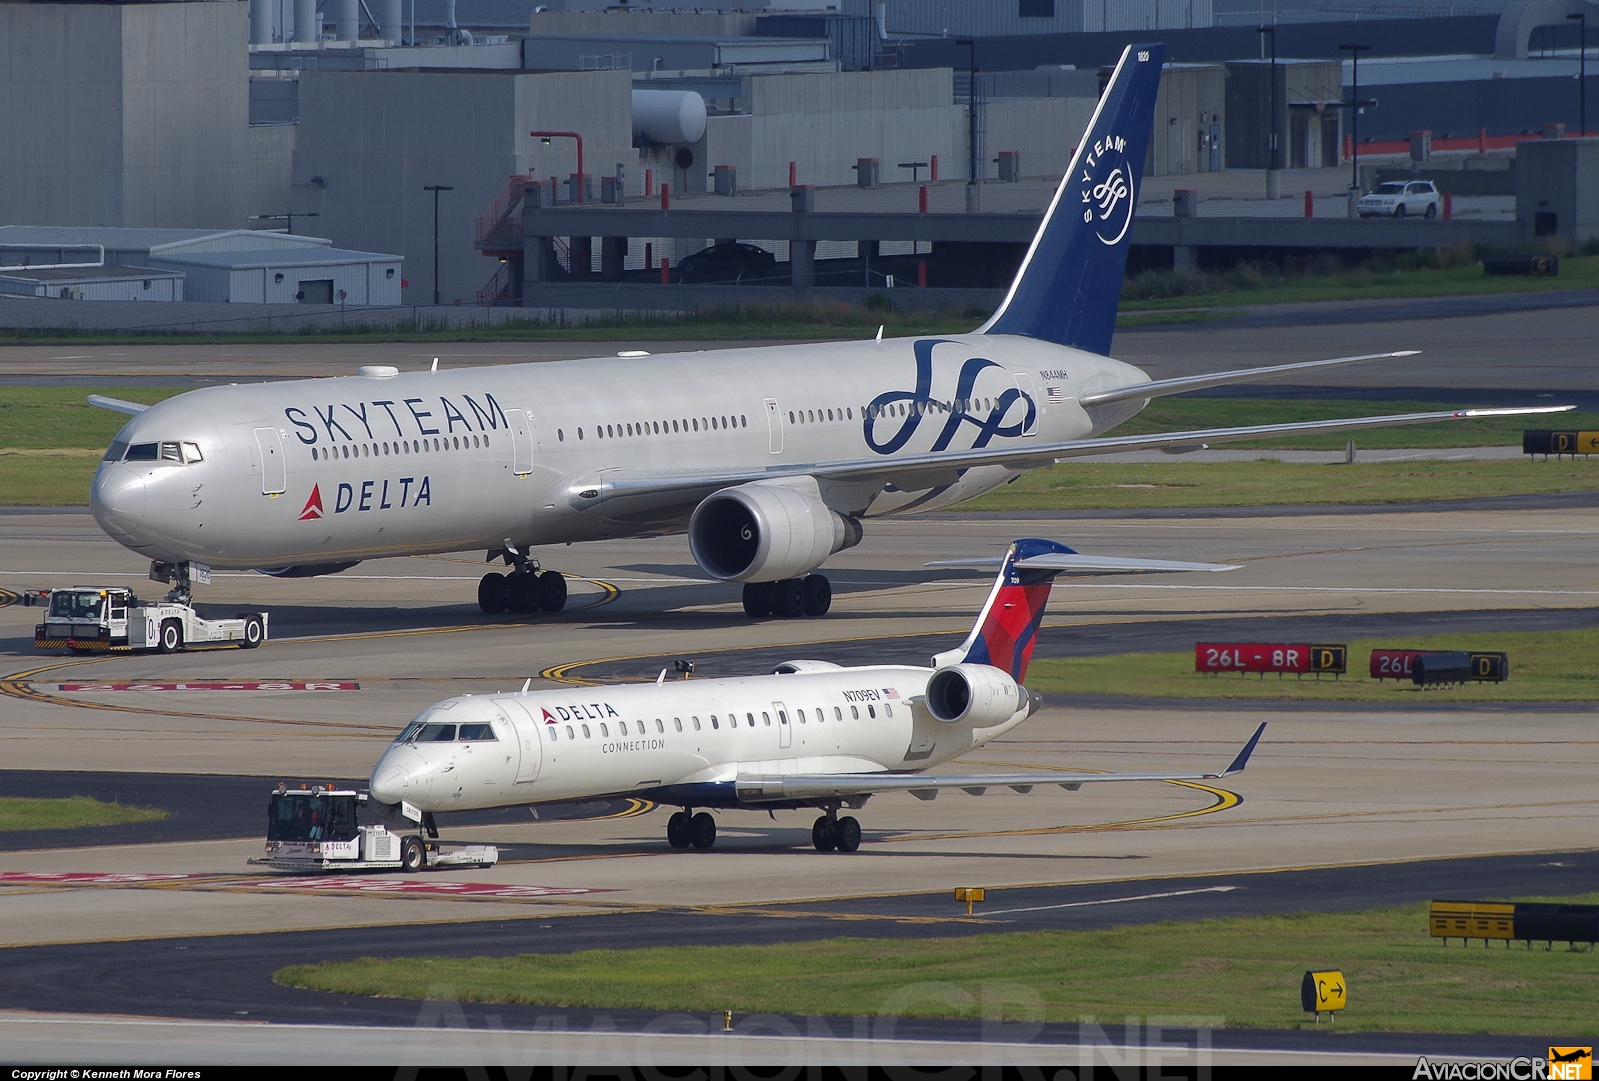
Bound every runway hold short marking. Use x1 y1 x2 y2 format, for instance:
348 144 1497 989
239 877 613 899
55 681 361 692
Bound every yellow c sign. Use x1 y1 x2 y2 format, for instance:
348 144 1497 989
1301 969 1347 1016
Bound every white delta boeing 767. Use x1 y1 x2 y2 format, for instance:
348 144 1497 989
88 45 1567 619
366 538 1266 858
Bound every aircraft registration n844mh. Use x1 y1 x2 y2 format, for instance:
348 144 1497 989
88 44 1571 618
363 538 1265 857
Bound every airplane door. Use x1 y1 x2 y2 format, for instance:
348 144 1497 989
773 701 792 748
509 409 535 476
498 701 543 784
763 398 783 454
253 427 286 494
1012 374 1039 436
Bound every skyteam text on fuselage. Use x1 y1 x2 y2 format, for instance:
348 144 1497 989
364 538 1264 855
88 45 1571 618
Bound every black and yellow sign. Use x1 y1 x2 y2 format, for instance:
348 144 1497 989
1310 644 1347 674
1548 1047 1593 1081
1300 969 1346 1015
1429 900 1515 940
1524 430 1599 456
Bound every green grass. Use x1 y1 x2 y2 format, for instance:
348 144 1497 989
1103 398 1599 451
961 458 1599 512
274 896 1599 1035
0 386 187 450
1120 254 1599 313
1028 628 1599 703
0 795 167 831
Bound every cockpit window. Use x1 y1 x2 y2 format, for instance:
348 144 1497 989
458 723 496 741
417 723 457 742
182 441 203 463
393 720 426 743
160 442 183 462
104 441 129 462
124 443 158 461
48 591 104 620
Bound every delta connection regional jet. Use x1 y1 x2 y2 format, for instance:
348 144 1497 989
366 538 1267 854
88 45 1568 618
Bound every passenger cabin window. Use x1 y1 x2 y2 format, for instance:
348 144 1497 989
762 712 771 726
417 723 457 742
851 706 859 719
582 724 591 738
834 707 843 721
600 723 609 737
867 706 876 718
655 719 664 733
692 717 701 731
710 716 719 729
885 704 894 717
457 723 496 741
548 727 557 741
566 725 575 740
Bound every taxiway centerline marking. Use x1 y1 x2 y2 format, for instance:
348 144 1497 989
984 884 1240 916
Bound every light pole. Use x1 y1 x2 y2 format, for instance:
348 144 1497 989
1570 12 1587 137
957 38 978 211
423 184 453 306
1339 43 1371 194
1258 25 1279 196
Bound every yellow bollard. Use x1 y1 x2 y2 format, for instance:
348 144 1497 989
955 887 985 915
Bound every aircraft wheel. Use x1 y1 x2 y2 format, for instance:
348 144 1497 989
158 619 183 654
742 582 775 618
802 574 831 616
689 811 717 850
774 579 807 619
240 616 264 649
811 815 837 852
478 572 509 614
400 835 427 872
537 570 567 613
835 816 861 853
666 811 692 849
506 572 538 614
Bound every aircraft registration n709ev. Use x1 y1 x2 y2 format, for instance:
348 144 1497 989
364 538 1267 859
88 44 1570 618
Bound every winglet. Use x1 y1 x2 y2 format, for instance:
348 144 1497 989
1217 722 1267 777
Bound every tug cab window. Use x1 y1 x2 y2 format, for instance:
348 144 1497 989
266 792 359 844
48 591 105 621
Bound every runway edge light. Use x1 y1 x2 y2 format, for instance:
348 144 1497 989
1301 969 1346 1022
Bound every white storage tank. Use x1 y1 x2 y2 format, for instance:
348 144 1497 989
632 90 707 146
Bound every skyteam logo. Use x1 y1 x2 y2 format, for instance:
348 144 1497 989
864 339 1036 455
1078 133 1136 247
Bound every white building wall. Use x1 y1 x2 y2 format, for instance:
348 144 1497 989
983 97 1099 180
293 68 632 306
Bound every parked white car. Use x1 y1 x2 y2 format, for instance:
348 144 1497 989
1357 180 1440 219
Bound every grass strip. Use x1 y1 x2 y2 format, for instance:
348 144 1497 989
273 896 1599 1035
0 795 167 832
960 458 1599 512
1027 629 1599 704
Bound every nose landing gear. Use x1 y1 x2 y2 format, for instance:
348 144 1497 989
478 545 567 616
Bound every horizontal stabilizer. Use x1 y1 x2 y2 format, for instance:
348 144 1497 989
734 724 1267 803
1077 351 1419 408
927 553 1236 574
87 394 149 416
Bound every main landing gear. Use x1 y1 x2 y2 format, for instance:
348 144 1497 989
741 573 831 619
811 808 861 853
666 808 717 850
477 545 567 616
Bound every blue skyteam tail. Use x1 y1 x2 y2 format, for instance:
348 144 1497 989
979 43 1165 356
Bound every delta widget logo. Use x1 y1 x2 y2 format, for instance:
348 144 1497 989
298 484 324 521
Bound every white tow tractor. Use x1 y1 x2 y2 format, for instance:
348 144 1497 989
251 785 499 872
27 587 267 654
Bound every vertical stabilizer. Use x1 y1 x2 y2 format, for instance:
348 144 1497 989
978 43 1165 355
932 538 1075 682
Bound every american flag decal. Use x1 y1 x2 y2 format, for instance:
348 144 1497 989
1046 386 1065 404
883 687 901 700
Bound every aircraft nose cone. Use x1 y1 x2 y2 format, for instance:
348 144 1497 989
370 763 409 804
370 748 427 805
91 465 147 540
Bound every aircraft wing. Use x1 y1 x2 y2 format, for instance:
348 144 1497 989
587 404 1574 504
1076 350 1419 407
87 395 150 415
734 723 1265 804
925 553 1237 574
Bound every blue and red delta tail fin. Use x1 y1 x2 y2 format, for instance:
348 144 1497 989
932 538 1075 682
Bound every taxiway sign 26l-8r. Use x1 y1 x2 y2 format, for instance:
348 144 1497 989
364 538 1264 858
87 44 1570 618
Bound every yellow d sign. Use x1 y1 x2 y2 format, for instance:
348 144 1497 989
1301 970 1347 1016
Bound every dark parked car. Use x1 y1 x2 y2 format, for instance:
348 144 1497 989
676 242 778 283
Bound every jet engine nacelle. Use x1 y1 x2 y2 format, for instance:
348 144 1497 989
688 481 862 583
924 663 1027 727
